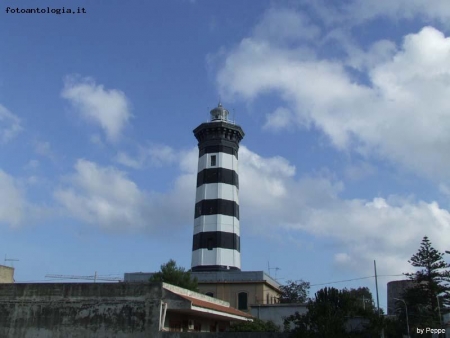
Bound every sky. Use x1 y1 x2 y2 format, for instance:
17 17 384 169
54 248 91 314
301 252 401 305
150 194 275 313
2 0 450 312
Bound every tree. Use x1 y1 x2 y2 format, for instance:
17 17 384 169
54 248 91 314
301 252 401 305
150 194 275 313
149 259 199 292
401 236 450 332
285 287 351 338
284 287 383 338
279 279 310 303
229 318 280 332
342 287 376 314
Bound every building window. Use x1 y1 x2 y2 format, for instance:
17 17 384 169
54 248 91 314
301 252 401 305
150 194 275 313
266 293 269 304
210 155 217 167
169 321 181 332
205 292 214 297
194 322 201 332
238 292 248 310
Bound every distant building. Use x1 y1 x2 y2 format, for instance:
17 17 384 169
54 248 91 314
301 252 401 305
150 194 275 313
0 265 14 283
387 280 415 315
251 303 308 329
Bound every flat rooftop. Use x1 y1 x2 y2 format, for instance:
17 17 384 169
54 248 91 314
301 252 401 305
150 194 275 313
124 270 280 290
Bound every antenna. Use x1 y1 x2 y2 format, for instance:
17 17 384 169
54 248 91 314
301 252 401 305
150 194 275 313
45 272 122 283
4 254 19 267
267 261 281 279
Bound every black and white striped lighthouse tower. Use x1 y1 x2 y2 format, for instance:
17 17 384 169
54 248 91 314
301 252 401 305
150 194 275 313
191 103 245 272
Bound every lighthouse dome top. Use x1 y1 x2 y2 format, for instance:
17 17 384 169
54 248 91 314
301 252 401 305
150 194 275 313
210 103 229 122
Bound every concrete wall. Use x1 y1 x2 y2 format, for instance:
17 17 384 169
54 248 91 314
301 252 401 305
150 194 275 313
161 333 289 338
250 304 308 328
0 282 162 338
0 265 14 283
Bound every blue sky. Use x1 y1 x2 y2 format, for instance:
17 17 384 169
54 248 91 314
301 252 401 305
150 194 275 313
3 0 450 312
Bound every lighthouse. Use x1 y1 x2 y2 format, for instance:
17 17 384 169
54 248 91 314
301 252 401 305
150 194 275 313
191 103 245 272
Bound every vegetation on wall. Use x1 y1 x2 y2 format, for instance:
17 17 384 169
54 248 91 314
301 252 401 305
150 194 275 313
149 259 199 292
279 279 310 304
229 318 280 332
284 287 384 337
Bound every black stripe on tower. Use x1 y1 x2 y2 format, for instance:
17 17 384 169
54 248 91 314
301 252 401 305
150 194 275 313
192 231 240 251
196 168 239 188
192 265 241 272
199 145 238 159
194 199 240 219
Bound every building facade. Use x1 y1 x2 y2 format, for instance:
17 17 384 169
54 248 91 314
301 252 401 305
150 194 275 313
0 265 14 283
123 270 282 313
192 103 244 272
193 271 281 312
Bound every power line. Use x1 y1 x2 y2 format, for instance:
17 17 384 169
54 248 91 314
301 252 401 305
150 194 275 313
309 274 405 287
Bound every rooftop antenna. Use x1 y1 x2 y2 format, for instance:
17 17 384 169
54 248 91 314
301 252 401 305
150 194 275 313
45 272 122 283
267 261 281 279
4 254 19 268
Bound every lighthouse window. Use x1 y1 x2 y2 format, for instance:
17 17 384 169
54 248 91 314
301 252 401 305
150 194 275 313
207 237 214 250
210 155 217 167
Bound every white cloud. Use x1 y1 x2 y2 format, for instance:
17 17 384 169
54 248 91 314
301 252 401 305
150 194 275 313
0 170 25 227
0 104 22 144
90 134 104 147
263 107 295 132
343 0 450 24
24 159 40 170
115 151 143 169
53 141 450 278
115 144 178 169
61 76 131 142
147 144 177 167
334 252 351 265
303 0 450 27
237 147 450 277
253 7 321 44
216 16 450 181
55 151 197 232
54 160 150 231
439 183 450 197
344 161 376 181
33 140 56 161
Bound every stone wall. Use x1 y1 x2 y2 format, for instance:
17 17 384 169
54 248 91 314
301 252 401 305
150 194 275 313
0 265 14 283
160 332 289 338
0 282 162 338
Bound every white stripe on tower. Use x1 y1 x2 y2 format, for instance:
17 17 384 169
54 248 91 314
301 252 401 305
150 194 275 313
191 103 245 272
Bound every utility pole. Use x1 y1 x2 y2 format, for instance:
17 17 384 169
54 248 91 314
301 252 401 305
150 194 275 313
374 260 384 338
374 260 380 315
